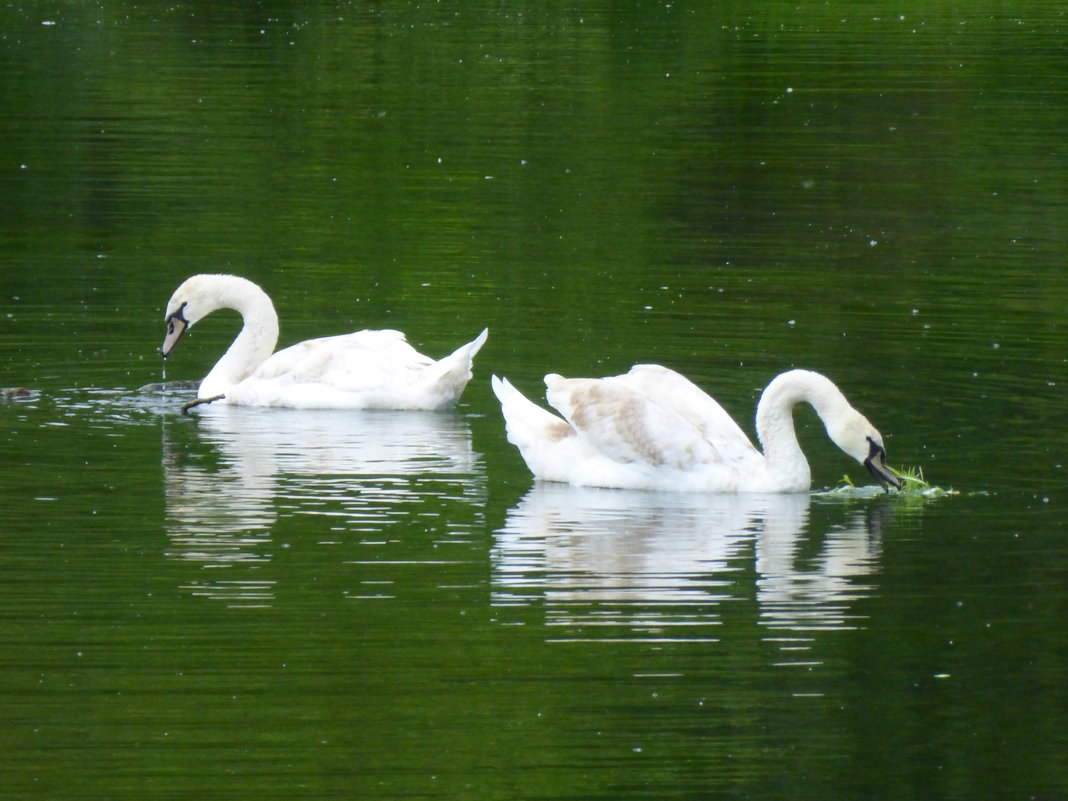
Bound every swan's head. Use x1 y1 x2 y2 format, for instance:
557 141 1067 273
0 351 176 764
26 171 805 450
161 300 190 358
160 275 233 358
826 411 901 492
161 279 208 359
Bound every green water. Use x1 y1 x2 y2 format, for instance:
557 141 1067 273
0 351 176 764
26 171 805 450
1 3 1066 799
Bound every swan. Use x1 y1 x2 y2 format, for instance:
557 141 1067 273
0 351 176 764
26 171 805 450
161 274 488 410
490 365 901 493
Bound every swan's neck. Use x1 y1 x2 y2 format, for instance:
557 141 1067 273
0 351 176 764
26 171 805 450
198 276 279 397
754 370 850 490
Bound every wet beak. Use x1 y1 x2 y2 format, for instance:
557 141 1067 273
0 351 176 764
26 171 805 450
864 437 902 492
161 304 188 358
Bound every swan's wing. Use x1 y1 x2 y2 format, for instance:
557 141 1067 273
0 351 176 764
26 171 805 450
544 373 722 470
251 330 433 387
237 329 483 409
617 364 759 464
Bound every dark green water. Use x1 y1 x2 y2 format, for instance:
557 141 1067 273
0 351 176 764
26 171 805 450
1 3 1066 799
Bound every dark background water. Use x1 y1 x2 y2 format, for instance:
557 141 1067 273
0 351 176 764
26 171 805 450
1 3 1066 799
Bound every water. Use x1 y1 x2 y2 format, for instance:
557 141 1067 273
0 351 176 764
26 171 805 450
2 2 1067 799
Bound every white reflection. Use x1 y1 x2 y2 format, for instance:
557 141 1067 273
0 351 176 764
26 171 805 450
756 501 884 651
162 405 485 605
492 484 882 654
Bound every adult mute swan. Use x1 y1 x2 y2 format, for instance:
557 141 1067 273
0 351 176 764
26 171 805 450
491 365 901 493
161 274 488 410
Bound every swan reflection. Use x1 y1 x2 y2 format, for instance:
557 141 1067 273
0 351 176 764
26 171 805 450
162 405 485 605
491 484 882 656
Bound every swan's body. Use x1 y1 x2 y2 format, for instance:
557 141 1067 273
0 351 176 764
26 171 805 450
161 274 487 410
491 365 900 493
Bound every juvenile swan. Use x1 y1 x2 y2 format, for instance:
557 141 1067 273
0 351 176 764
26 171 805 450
161 274 487 410
491 365 901 492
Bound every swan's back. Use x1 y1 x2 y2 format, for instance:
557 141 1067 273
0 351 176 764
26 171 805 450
616 365 759 465
545 373 722 470
228 328 487 410
250 330 430 383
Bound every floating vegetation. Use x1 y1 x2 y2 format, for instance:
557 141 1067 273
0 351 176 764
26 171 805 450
834 465 956 499
887 464 930 491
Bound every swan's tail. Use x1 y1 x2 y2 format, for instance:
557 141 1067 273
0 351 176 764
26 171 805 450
455 327 489 363
491 374 571 453
423 328 489 407
438 328 488 378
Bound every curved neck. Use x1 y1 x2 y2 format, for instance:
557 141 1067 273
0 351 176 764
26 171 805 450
198 276 279 397
754 370 849 490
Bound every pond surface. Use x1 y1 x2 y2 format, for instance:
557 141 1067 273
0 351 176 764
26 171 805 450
1 2 1066 799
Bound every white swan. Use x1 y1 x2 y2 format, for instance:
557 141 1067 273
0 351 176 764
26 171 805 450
491 365 901 493
161 274 488 410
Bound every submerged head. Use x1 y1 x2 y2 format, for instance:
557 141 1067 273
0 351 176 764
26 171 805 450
825 410 901 491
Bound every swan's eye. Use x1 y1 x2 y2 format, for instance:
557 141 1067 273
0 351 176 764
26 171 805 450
166 302 189 335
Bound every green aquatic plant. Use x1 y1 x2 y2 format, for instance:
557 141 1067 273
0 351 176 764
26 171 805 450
836 464 954 497
887 464 930 491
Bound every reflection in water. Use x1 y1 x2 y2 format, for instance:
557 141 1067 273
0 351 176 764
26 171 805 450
162 405 485 605
492 484 882 660
757 499 885 663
